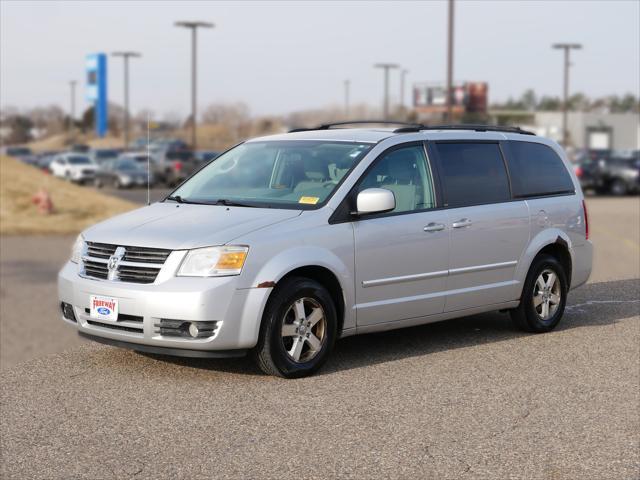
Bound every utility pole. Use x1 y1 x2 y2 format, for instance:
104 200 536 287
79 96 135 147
112 51 141 150
344 79 350 118
68 80 76 137
552 43 582 147
374 63 399 120
446 0 455 123
400 69 409 113
175 21 214 152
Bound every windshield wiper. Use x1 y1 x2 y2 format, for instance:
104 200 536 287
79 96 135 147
212 198 259 208
166 195 184 203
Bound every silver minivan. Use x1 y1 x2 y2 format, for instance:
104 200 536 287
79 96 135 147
58 123 593 378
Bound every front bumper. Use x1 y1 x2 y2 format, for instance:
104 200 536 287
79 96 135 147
58 261 271 352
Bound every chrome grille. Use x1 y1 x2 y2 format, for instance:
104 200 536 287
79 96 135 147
82 242 171 284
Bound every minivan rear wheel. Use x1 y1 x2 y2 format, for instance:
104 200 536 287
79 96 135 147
510 254 568 333
254 276 337 378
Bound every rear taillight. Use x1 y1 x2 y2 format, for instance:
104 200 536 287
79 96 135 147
173 161 183 171
575 166 583 178
582 199 589 240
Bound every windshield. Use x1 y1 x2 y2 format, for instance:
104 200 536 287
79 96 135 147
68 156 92 165
171 140 372 208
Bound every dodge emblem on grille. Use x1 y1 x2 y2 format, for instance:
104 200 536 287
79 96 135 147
107 247 126 281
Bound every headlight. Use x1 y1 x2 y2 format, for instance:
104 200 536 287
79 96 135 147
177 246 248 277
70 235 85 264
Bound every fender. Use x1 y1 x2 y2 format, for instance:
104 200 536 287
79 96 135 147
241 245 356 342
514 227 573 293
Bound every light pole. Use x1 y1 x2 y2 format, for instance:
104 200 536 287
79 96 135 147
552 43 582 147
374 63 399 120
68 80 76 136
112 51 141 149
446 0 455 123
175 20 214 151
344 79 350 118
400 69 409 113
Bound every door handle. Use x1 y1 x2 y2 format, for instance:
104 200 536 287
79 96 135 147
423 222 445 232
452 218 472 228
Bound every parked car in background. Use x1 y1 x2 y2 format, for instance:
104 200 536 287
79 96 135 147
4 146 38 165
70 144 91 153
35 151 60 173
94 157 155 189
575 151 640 195
90 149 120 165
151 149 197 186
50 153 98 184
119 152 161 177
194 150 220 165
58 124 592 378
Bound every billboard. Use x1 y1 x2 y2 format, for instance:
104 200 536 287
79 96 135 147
85 53 108 137
413 82 488 115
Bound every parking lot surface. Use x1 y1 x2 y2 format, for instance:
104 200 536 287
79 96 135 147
1 197 639 479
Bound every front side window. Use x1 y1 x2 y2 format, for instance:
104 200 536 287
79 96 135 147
358 145 436 213
434 142 510 208
506 141 574 197
171 141 372 208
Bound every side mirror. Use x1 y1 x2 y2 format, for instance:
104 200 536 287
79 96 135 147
355 188 396 215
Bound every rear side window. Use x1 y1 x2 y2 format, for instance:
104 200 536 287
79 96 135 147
506 142 574 197
434 143 510 208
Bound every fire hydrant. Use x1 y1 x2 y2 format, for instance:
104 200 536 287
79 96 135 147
31 188 54 215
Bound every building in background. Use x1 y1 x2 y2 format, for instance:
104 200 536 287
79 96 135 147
413 81 488 121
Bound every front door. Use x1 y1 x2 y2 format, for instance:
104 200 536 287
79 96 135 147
353 144 450 326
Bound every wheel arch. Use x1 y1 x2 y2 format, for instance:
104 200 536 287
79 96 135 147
271 266 346 335
516 229 574 294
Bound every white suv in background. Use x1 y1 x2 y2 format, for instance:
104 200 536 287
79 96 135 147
50 153 99 184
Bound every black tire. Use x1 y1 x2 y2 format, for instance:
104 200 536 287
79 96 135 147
610 178 627 196
510 254 568 333
253 276 337 378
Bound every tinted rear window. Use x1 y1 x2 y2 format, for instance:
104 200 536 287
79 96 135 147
434 142 510 208
507 142 574 197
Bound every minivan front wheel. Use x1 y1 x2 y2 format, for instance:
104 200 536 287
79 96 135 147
511 254 568 333
254 277 337 378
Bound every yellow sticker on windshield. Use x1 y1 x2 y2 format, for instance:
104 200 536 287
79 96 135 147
299 196 320 205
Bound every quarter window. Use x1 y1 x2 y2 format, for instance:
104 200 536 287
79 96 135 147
359 145 436 213
434 143 510 208
506 141 575 197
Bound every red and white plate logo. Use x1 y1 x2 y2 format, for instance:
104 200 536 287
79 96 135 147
90 295 118 321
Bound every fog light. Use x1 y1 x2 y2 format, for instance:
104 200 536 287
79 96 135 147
61 302 77 322
188 322 199 338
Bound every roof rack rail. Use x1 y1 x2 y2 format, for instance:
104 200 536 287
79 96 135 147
393 124 536 135
288 120 421 133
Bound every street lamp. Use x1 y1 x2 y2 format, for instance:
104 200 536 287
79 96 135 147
446 0 455 123
68 80 77 137
112 51 141 150
374 63 399 120
552 43 582 147
175 20 214 151
399 69 409 113
344 79 350 118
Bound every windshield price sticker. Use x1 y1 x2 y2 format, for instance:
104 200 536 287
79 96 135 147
298 196 320 205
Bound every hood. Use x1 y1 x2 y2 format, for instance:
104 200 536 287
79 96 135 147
83 202 302 250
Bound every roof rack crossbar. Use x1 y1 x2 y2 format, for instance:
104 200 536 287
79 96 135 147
393 124 536 136
288 120 421 133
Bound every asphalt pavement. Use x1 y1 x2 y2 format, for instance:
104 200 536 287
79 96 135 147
0 196 638 479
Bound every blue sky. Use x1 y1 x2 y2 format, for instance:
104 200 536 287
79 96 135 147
1 0 638 117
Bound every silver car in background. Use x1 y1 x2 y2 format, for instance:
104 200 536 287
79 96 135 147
58 124 592 378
